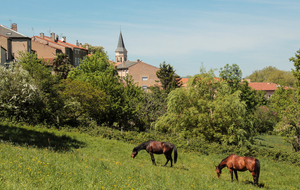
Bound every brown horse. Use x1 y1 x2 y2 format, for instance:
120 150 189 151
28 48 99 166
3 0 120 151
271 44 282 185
131 140 178 167
215 154 260 186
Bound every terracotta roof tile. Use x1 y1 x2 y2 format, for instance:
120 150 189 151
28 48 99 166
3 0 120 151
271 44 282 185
248 82 291 91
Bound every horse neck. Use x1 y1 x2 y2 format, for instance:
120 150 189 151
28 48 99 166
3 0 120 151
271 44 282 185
218 159 228 170
134 142 148 152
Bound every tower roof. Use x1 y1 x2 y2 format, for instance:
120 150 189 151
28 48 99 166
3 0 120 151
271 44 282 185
115 32 127 52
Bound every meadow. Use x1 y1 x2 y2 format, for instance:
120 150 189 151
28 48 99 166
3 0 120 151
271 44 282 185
0 122 299 189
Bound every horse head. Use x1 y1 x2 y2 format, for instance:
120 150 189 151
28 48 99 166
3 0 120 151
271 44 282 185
131 148 138 158
215 165 222 178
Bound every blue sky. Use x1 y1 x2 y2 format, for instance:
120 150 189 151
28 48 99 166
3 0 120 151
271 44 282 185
1 0 300 77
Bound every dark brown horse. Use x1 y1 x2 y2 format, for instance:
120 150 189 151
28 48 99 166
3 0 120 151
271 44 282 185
131 140 178 167
216 154 260 186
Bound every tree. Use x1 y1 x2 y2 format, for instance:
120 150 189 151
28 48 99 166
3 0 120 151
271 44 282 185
0 63 42 122
68 51 143 129
156 61 182 93
59 79 108 125
220 63 266 112
219 63 242 84
82 43 105 54
245 66 296 87
133 86 167 130
53 53 72 79
270 49 300 151
18 52 64 125
154 68 254 146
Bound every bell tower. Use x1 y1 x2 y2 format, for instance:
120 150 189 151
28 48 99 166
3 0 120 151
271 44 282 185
115 31 127 62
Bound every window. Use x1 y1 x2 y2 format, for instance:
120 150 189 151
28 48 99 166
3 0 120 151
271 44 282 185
142 76 148 81
142 85 148 91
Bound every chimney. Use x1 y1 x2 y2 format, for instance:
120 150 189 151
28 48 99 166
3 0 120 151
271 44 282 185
79 43 82 48
51 32 55 41
62 36 66 42
40 32 44 38
11 23 17 32
76 40 79 46
55 35 59 42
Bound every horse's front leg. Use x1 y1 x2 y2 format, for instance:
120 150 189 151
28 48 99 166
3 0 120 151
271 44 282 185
234 170 238 181
149 152 156 165
229 169 234 182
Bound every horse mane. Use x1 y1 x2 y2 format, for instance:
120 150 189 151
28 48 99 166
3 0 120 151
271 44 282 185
217 155 231 168
133 140 154 152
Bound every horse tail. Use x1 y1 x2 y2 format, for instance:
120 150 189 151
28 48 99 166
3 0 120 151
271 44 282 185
255 159 260 184
172 144 178 164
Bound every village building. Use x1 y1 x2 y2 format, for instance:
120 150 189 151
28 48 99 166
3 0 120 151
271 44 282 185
114 32 160 89
0 23 31 65
31 33 88 66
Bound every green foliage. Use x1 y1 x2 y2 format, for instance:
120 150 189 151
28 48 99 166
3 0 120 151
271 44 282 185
136 86 168 129
275 103 300 152
252 106 278 134
154 69 253 146
68 52 143 129
219 63 242 84
0 63 42 122
58 79 109 125
82 43 105 54
156 61 182 93
220 63 266 112
290 48 300 98
245 66 296 87
52 53 72 79
18 52 64 125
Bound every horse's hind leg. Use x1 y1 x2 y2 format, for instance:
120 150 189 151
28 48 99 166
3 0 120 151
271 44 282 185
251 172 258 186
164 153 173 167
149 153 156 165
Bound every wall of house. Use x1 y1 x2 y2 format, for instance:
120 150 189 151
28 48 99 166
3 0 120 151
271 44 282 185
11 39 31 59
34 37 66 53
0 47 6 65
128 62 159 87
0 36 8 59
265 90 274 99
31 41 60 59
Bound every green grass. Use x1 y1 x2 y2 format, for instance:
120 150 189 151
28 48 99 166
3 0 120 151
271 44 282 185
0 123 299 189
254 134 294 152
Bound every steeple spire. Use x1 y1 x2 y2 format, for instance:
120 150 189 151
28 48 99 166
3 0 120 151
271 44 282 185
115 31 127 62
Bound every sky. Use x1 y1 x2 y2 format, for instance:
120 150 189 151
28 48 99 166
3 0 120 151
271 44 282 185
1 0 300 78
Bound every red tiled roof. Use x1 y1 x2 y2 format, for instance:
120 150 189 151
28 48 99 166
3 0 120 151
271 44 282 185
248 82 291 91
32 36 87 50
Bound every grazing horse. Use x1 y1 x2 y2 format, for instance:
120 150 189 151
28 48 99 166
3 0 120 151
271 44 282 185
215 154 260 186
131 140 178 167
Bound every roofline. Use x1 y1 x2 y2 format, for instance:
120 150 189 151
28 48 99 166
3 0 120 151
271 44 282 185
43 36 88 50
0 24 28 38
31 40 61 50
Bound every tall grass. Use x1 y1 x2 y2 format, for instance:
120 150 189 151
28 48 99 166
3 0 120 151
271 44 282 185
0 123 299 189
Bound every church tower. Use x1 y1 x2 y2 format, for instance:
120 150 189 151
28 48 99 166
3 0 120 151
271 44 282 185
115 31 127 62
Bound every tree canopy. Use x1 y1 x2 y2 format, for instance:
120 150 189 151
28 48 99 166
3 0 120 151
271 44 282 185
156 61 182 93
245 66 296 87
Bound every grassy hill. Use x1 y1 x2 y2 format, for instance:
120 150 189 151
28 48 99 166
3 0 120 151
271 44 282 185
0 122 299 189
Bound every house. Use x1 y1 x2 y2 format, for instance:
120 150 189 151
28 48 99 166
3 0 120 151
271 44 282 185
0 23 31 63
31 32 88 66
0 46 6 65
248 82 291 99
116 60 160 89
114 32 160 89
